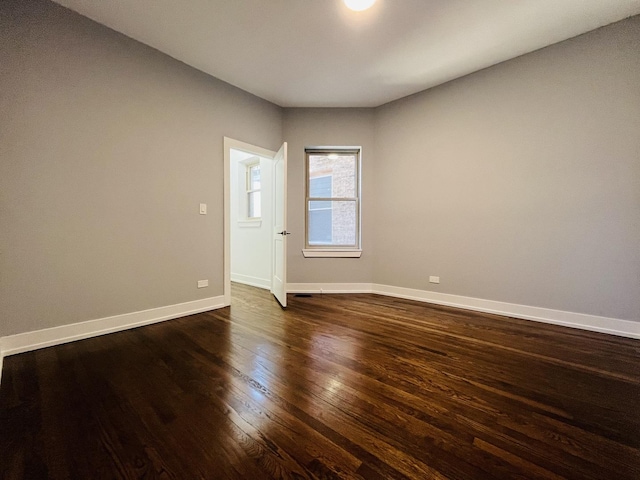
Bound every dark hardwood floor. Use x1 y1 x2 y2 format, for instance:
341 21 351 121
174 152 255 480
1 283 639 479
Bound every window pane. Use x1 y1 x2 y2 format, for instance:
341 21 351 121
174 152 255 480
309 200 331 210
309 175 332 198
308 200 356 246
308 154 356 198
249 165 261 191
248 191 261 218
309 208 332 245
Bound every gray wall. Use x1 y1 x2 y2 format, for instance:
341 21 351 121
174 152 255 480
0 0 282 337
283 108 375 284
373 16 640 321
2 0 638 341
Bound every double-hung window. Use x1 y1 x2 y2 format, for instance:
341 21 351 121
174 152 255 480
247 162 261 219
303 147 362 258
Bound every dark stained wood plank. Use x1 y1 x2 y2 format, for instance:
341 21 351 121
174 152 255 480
1 282 639 479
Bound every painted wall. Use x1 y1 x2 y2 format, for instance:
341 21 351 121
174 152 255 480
373 16 640 321
283 109 375 284
0 0 282 337
230 151 273 289
1 0 637 343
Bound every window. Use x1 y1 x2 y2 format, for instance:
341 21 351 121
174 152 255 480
247 163 261 219
304 147 361 257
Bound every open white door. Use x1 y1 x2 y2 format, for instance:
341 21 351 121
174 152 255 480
272 143 288 307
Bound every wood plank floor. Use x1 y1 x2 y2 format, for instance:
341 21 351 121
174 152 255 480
1 283 639 479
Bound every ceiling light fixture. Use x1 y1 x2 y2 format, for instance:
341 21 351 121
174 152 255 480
343 0 376 12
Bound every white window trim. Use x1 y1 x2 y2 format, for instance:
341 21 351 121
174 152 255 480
304 146 362 257
302 249 362 258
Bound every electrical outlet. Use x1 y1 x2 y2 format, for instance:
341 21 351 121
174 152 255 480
429 276 440 284
197 279 209 288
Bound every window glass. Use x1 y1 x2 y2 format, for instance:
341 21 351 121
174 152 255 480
249 165 261 191
247 163 261 218
308 155 356 198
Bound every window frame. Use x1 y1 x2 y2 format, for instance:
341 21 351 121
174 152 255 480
303 146 362 258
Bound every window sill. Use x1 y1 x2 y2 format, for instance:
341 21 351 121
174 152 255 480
238 220 261 228
302 249 362 258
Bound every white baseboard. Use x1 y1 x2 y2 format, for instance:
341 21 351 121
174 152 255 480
373 284 640 339
231 273 271 290
286 282 640 339
1 282 636 387
287 283 374 294
0 296 226 359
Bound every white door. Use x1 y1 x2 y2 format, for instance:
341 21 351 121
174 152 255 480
272 143 288 307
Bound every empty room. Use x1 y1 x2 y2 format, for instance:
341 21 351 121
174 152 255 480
1 0 639 479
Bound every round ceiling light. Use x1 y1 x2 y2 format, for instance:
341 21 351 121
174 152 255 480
343 0 377 12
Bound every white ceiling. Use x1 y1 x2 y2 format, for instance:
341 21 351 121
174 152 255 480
53 0 640 107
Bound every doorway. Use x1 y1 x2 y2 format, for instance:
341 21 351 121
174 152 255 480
223 138 278 305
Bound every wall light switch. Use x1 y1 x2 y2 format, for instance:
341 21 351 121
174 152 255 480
199 203 207 215
429 276 440 284
197 280 209 288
